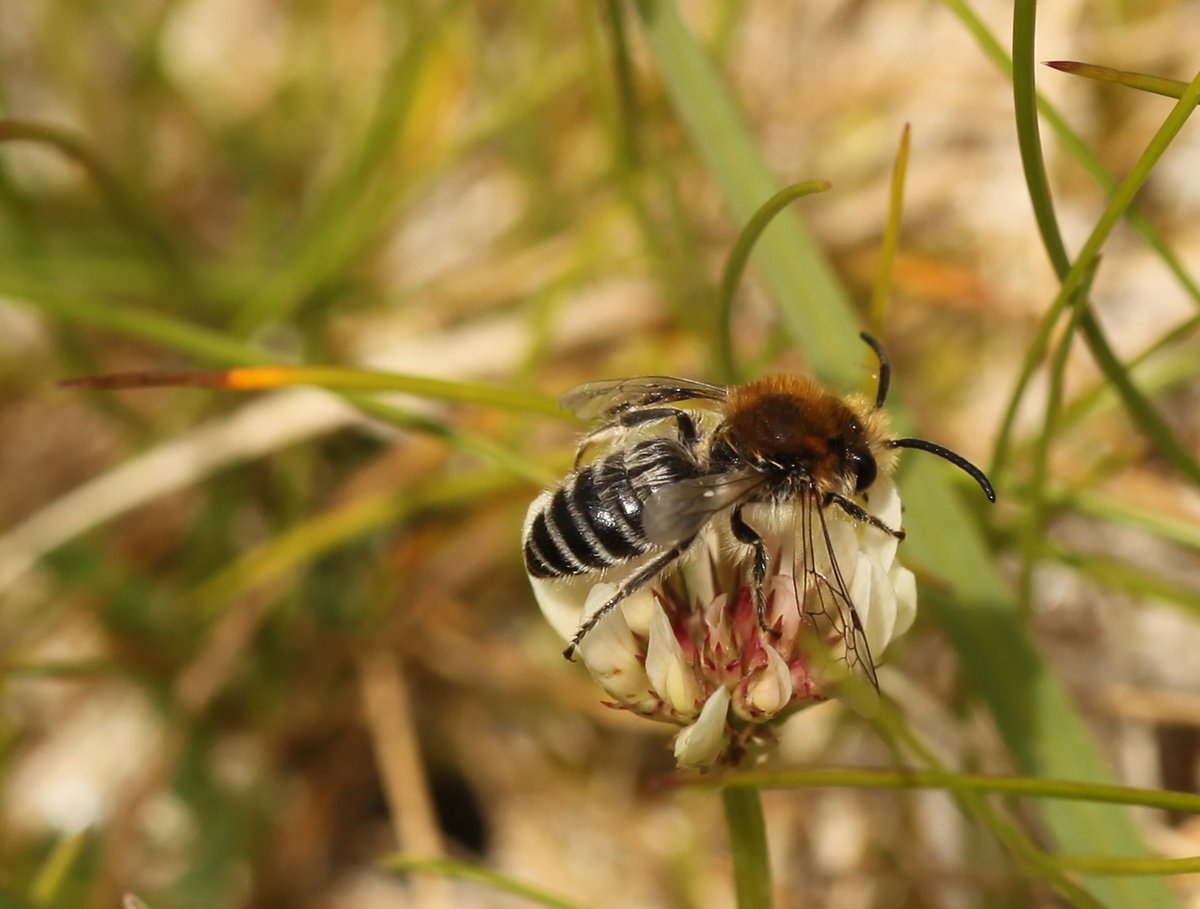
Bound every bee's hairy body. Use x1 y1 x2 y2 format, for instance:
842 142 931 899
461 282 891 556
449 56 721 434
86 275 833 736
524 335 996 663
523 375 892 585
523 438 701 579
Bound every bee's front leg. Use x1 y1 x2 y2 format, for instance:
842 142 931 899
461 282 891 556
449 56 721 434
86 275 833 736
822 492 905 540
730 505 776 635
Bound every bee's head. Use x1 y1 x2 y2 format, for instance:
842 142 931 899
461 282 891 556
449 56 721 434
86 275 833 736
837 433 878 494
721 376 893 495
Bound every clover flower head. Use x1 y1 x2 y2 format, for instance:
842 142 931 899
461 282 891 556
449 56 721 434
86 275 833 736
530 475 916 769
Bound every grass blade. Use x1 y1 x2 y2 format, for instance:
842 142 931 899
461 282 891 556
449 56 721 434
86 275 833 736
380 856 588 909
637 4 1174 904
632 0 862 388
1046 61 1196 102
716 179 831 383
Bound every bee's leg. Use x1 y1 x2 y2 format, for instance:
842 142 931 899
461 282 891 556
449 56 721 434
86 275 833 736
574 408 699 467
823 492 906 540
563 540 693 660
730 506 774 634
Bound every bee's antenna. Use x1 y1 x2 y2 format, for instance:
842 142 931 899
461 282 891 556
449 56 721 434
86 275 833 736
886 437 996 502
859 332 890 410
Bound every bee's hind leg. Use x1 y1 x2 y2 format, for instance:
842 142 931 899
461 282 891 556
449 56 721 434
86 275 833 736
730 506 775 635
563 540 693 660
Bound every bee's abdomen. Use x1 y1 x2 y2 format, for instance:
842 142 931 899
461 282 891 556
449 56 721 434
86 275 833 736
524 440 694 579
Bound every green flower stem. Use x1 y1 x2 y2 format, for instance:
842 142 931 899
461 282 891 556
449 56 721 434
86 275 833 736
722 786 772 909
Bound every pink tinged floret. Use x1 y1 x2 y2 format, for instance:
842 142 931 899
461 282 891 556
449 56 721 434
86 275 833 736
646 602 703 719
575 584 657 713
699 593 736 674
732 644 793 720
526 475 915 770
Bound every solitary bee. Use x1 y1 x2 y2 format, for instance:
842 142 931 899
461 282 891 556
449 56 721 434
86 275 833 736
523 334 995 683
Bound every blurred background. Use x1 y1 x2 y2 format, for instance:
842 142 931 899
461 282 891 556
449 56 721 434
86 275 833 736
1 1 1199 907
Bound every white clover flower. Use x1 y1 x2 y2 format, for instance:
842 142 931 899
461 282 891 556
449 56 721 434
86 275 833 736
529 474 916 769
524 343 994 769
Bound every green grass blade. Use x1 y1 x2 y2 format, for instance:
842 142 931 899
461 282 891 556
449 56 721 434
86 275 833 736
632 1 862 388
29 829 90 906
873 707 1110 909
193 468 526 615
1076 308 1200 487
1046 62 1196 102
1056 487 1200 551
1056 855 1200 877
1012 0 1200 488
3 278 272 366
943 1 1200 313
0 118 191 287
704 765 1200 813
380 856 588 909
1049 548 1200 618
234 3 455 332
716 179 831 383
945 0 1200 486
1018 259 1098 613
637 3 1174 904
77 365 561 417
868 124 911 338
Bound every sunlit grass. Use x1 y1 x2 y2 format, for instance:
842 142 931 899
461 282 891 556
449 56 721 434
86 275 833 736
2 2 1199 908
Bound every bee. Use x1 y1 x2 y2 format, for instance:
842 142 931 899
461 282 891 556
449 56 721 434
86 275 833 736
523 333 996 684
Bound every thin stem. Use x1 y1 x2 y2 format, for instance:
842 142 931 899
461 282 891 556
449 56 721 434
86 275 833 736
723 786 772 909
705 766 1200 815
867 124 910 339
1018 258 1099 613
717 180 831 383
998 0 1200 487
1046 61 1197 103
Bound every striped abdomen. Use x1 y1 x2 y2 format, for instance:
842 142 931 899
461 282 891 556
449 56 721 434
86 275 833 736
524 439 698 578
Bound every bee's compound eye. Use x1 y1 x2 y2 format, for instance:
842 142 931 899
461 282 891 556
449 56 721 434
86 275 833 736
852 452 877 493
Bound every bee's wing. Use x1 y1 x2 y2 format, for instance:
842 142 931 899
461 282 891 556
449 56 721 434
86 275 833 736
560 376 729 421
641 469 765 547
795 493 881 714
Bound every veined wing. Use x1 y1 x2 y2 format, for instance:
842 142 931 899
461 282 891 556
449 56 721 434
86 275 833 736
794 489 881 715
560 376 728 421
642 469 765 547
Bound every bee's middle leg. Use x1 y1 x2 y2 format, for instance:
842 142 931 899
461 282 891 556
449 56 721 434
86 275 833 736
574 408 699 467
730 505 774 634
